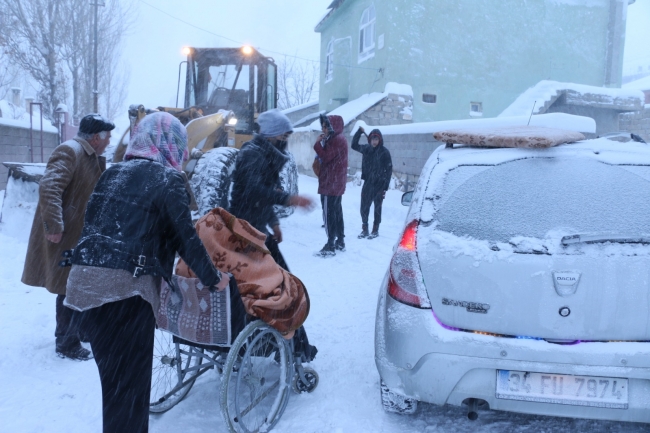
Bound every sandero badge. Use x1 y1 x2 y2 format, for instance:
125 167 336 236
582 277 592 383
442 297 490 314
552 271 581 297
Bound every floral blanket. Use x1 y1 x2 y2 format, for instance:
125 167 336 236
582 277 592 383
175 208 309 338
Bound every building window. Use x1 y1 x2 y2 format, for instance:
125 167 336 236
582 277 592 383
470 102 483 117
358 4 376 63
422 93 437 104
325 40 334 83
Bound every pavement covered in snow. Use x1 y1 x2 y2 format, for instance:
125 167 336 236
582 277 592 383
0 175 646 432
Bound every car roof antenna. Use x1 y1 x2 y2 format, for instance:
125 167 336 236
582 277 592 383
527 100 537 126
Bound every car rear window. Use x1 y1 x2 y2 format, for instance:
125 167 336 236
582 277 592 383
433 157 650 242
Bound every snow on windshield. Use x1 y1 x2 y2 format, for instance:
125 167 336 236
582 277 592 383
415 143 650 257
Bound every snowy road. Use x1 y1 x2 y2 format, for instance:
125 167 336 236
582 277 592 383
0 175 646 432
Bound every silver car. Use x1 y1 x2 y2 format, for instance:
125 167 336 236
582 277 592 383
375 129 650 423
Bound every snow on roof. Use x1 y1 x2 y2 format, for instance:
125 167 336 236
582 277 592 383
0 111 58 133
350 113 596 137
281 100 319 115
499 80 645 117
433 126 585 148
293 110 325 128
623 75 650 91
314 1 344 31
309 82 413 130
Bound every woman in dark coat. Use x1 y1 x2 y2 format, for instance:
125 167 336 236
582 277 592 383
65 112 229 433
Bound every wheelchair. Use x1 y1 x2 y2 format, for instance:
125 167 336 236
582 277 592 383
149 317 318 433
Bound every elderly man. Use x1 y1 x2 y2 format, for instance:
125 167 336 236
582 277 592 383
22 114 114 360
229 109 314 268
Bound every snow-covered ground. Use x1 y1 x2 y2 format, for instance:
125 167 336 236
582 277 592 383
0 175 645 432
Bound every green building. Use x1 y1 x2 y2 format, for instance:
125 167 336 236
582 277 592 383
316 0 633 122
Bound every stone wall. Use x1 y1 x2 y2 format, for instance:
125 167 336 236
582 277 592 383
356 93 414 127
619 106 650 142
0 123 58 190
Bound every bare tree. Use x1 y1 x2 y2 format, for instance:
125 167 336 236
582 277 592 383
60 0 133 122
0 0 133 123
277 56 319 110
0 50 19 100
0 0 66 120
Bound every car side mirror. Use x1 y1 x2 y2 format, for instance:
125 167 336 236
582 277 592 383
401 191 414 206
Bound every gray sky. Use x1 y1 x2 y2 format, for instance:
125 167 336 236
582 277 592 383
624 0 650 75
122 0 331 110
121 0 650 114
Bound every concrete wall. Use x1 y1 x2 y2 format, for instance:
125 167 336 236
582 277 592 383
619 106 650 142
0 124 58 190
317 0 627 123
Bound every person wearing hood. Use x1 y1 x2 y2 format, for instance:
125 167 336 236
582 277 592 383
313 114 348 257
229 109 314 269
351 126 393 239
64 112 229 433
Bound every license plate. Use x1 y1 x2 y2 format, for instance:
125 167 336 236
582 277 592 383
496 370 628 409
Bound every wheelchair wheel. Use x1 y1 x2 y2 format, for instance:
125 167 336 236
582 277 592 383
150 329 204 413
220 320 292 433
291 367 319 394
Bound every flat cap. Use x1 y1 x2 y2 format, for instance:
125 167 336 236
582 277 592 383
79 114 115 135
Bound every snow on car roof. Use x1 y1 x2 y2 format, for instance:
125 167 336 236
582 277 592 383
433 125 585 148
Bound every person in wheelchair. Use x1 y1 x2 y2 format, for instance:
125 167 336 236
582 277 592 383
228 108 318 360
64 112 230 433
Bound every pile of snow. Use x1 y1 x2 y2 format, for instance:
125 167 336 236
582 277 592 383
308 82 413 130
350 112 596 137
499 80 645 117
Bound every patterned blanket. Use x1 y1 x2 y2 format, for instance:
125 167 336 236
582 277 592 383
434 126 585 148
158 275 231 346
175 208 309 339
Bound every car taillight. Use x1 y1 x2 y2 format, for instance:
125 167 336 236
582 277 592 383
388 220 431 309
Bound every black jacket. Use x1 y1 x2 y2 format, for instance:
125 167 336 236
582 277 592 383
71 158 221 286
229 134 290 232
351 128 393 191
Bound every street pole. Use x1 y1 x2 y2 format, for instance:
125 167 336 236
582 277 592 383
91 1 104 113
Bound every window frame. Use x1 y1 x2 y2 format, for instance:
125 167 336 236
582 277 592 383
469 101 483 117
358 4 376 63
325 40 334 83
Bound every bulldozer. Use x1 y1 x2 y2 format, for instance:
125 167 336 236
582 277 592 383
1 46 298 221
113 46 279 167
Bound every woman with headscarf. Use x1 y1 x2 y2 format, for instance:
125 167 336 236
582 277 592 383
64 112 229 433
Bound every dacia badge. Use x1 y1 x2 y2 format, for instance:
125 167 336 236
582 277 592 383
552 271 581 297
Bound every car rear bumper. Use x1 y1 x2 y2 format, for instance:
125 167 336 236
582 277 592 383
375 276 650 423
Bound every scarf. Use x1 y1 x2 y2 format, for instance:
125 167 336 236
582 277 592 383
125 111 188 171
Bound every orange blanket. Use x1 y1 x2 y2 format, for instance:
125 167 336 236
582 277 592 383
175 208 309 338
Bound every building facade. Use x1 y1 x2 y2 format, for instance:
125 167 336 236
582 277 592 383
316 0 632 122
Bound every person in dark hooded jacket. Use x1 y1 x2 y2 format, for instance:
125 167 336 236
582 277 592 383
229 109 314 268
313 114 348 256
351 126 392 238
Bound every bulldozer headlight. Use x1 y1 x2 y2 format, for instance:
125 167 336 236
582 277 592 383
228 117 238 126
241 45 253 55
